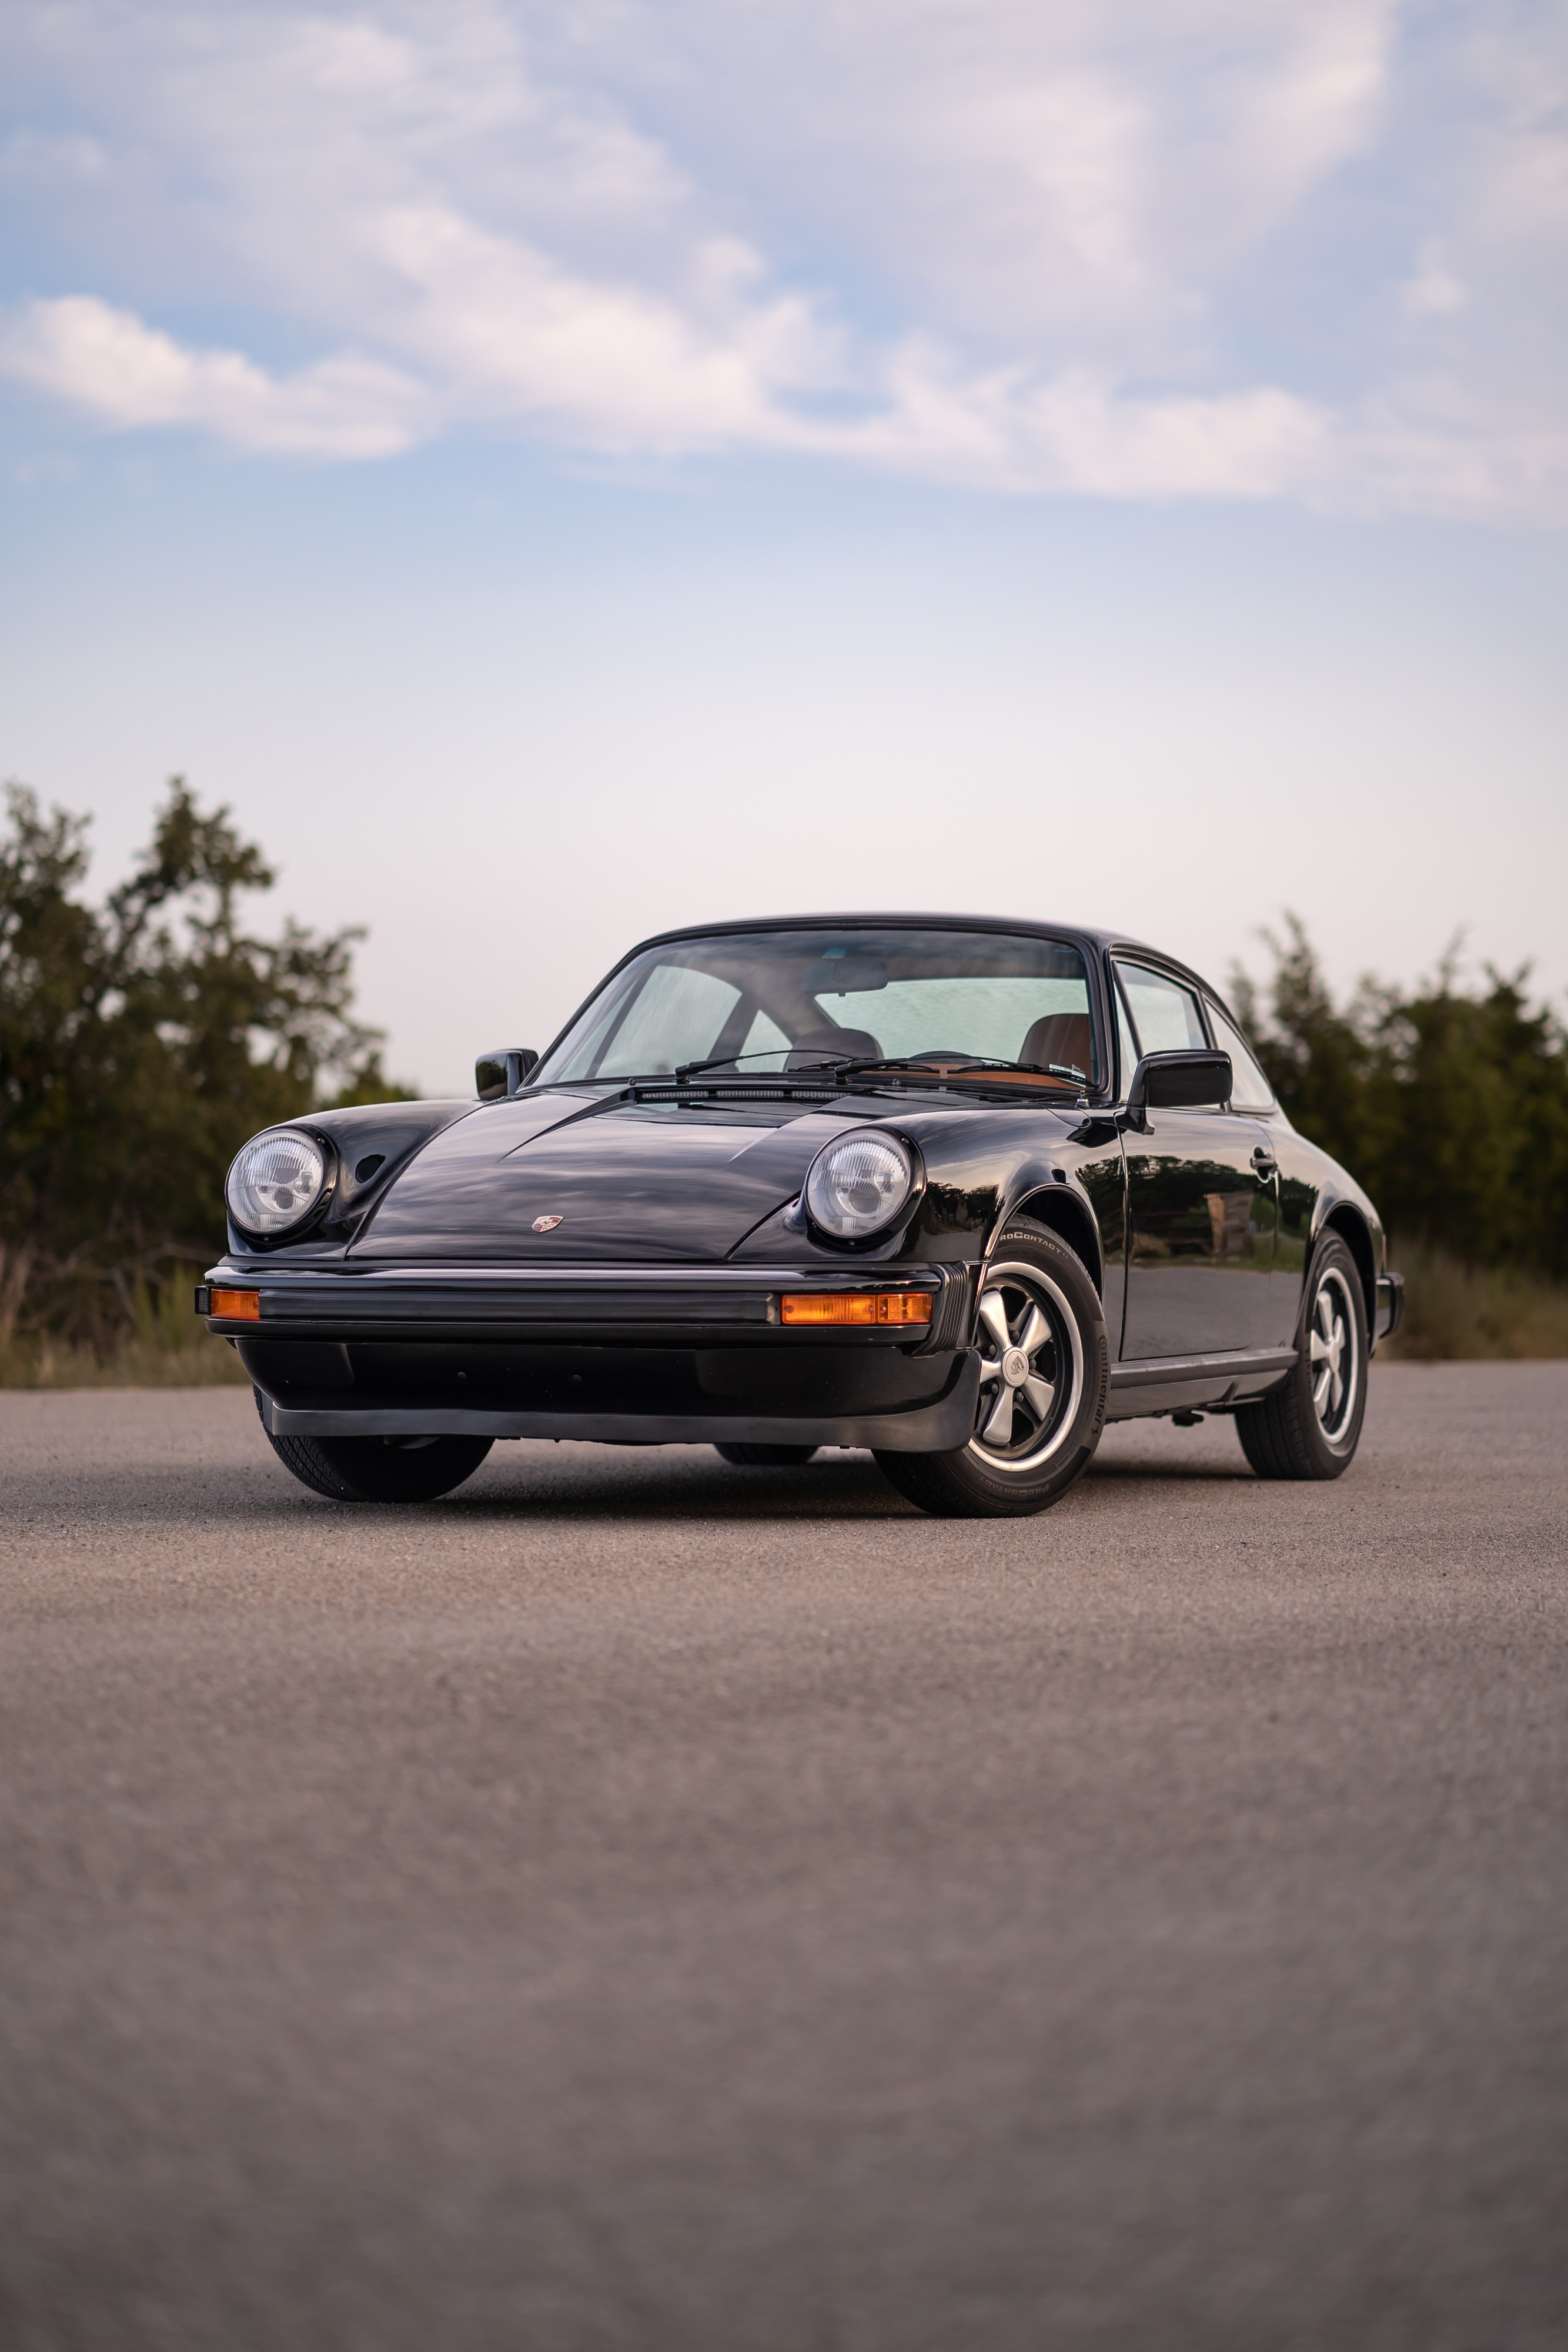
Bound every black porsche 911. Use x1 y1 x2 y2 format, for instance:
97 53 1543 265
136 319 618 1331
199 915 1403 1518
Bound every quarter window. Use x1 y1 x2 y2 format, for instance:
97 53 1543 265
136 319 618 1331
1205 1004 1275 1112
1114 962 1208 1055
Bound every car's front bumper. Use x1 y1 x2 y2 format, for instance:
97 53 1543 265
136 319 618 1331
203 1260 981 1454
249 1364 981 1453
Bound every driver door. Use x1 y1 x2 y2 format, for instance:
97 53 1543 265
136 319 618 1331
1115 961 1279 1359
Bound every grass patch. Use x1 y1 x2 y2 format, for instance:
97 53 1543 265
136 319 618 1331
0 1262 250 1388
1383 1242 1568 1361
0 1330 250 1388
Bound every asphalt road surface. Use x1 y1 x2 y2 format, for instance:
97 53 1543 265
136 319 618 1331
2 1364 1565 2352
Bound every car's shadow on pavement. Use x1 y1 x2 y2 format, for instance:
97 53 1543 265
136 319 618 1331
1084 1456 1255 1481
349 1444 1256 1523
1 1435 1258 1536
420 1439 1258 1521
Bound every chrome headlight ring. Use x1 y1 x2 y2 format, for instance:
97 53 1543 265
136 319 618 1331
225 1126 333 1241
803 1128 921 1244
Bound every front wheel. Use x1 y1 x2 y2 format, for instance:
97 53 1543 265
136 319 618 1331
1234 1235 1369 1480
874 1222 1108 1518
263 1418 493 1502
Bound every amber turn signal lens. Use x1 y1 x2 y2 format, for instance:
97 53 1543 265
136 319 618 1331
210 1288 260 1321
780 1291 932 1326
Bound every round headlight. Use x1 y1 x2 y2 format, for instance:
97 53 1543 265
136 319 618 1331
226 1128 329 1236
804 1129 917 1241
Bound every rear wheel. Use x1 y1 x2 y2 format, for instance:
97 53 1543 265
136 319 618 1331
874 1222 1108 1518
263 1415 493 1502
713 1442 820 1466
1235 1235 1368 1480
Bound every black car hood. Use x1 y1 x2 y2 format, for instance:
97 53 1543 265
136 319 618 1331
350 1092 870 1263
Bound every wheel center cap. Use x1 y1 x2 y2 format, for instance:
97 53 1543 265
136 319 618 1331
1002 1347 1030 1387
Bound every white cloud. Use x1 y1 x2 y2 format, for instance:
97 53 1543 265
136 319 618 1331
624 0 1398 355
361 205 828 447
0 0 1564 514
0 295 425 457
829 353 1332 500
0 289 1343 501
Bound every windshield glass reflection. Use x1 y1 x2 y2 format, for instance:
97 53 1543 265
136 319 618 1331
532 928 1098 1089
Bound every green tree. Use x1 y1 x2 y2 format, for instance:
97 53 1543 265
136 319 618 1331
0 779 399 1349
1234 917 1568 1281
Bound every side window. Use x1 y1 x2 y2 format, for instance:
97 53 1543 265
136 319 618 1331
1206 1003 1275 1112
1115 961 1208 1055
1114 978 1140 1094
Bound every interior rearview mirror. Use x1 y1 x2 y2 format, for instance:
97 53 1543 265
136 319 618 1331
801 956 888 995
476 1047 539 1101
1126 1050 1231 1122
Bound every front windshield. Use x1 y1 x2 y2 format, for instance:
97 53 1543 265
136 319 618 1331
532 927 1099 1089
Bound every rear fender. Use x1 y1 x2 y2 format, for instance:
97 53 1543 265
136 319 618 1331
1318 1204 1378 1339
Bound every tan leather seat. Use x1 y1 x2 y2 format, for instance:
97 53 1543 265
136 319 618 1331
1020 1012 1093 1077
785 1027 882 1069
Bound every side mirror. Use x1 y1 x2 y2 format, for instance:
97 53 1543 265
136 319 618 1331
475 1047 539 1101
1126 1049 1232 1124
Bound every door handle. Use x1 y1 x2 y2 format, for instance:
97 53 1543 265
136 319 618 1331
1251 1146 1278 1177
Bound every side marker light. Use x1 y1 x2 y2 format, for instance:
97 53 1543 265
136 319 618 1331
781 1291 932 1326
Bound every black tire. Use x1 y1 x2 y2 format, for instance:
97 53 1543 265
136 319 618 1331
1235 1235 1368 1481
713 1443 820 1466
874 1221 1108 1518
263 1417 493 1502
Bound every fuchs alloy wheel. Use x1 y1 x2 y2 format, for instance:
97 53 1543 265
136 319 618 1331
1234 1235 1369 1481
713 1444 820 1466
259 1404 493 1502
875 1221 1108 1518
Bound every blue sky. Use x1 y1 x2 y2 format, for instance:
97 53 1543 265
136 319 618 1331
2 2 1565 1091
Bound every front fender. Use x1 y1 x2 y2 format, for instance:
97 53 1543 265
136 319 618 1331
225 1098 475 1258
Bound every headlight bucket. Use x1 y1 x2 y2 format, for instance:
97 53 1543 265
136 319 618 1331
225 1127 332 1240
803 1129 920 1243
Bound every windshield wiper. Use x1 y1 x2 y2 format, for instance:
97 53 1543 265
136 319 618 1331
839 1055 1088 1085
670 1049 847 1081
624 1053 1087 1093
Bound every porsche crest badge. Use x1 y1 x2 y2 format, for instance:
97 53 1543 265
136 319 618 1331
531 1214 564 1233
